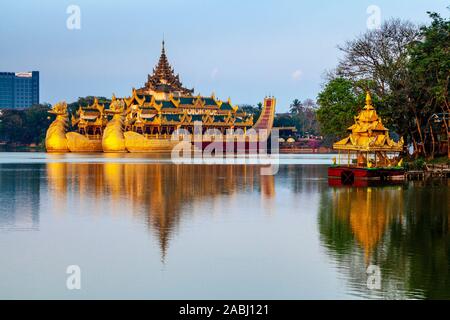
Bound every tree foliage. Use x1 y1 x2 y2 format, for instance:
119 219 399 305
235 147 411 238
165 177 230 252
337 19 419 96
289 99 303 114
274 99 319 136
0 96 112 146
0 104 52 145
318 13 450 157
68 96 111 115
316 78 364 138
408 12 450 156
239 104 261 120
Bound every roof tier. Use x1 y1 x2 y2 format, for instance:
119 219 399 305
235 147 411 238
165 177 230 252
333 92 404 152
138 41 193 95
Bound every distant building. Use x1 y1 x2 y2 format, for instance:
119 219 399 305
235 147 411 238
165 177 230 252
0 71 39 109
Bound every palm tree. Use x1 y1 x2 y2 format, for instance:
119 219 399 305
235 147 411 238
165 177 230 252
290 99 303 114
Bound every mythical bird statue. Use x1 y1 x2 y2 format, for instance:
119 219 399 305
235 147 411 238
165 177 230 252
45 102 69 152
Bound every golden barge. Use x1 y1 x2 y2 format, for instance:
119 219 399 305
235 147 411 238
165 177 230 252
45 42 275 153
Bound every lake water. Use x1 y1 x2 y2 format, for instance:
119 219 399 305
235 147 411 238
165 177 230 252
0 152 448 299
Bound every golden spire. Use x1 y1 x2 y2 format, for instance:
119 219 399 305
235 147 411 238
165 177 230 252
333 90 404 153
365 91 374 110
139 40 193 95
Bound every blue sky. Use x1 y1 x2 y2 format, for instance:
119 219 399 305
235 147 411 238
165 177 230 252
0 0 448 112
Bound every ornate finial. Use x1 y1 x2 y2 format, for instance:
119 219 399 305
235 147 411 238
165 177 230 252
142 39 194 96
49 101 68 115
366 91 372 106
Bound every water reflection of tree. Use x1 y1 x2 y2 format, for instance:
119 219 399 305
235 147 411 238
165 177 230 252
318 181 450 299
0 164 40 230
282 165 328 194
385 181 450 299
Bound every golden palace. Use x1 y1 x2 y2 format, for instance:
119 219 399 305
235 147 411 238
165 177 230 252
45 42 276 153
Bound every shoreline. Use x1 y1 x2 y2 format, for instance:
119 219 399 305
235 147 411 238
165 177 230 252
1 146 335 155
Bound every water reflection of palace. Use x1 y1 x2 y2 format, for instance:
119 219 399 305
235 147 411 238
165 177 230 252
319 182 450 299
46 162 275 259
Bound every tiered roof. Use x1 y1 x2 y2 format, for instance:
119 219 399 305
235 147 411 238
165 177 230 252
72 98 105 122
72 97 106 127
333 92 404 152
104 42 262 130
123 89 240 113
138 41 193 95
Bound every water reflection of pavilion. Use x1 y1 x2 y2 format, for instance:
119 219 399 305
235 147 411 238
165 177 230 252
46 162 275 260
332 187 403 263
319 186 406 298
319 182 450 299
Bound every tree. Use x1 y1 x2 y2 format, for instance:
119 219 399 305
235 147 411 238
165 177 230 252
239 104 261 120
326 15 449 157
274 98 320 136
316 78 364 138
0 110 24 142
302 98 316 109
408 12 450 158
24 104 53 145
273 114 298 129
0 96 111 147
336 19 419 97
299 99 319 136
333 19 420 152
0 104 53 145
289 99 303 114
68 96 111 115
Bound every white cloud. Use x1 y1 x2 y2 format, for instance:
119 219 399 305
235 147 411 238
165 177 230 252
292 69 302 81
211 67 219 80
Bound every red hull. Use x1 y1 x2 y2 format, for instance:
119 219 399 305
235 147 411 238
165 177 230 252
328 166 405 186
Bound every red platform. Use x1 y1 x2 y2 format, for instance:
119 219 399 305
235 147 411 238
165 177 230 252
328 166 405 186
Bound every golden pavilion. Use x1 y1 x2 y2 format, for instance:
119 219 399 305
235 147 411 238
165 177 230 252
329 92 404 184
45 41 276 153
